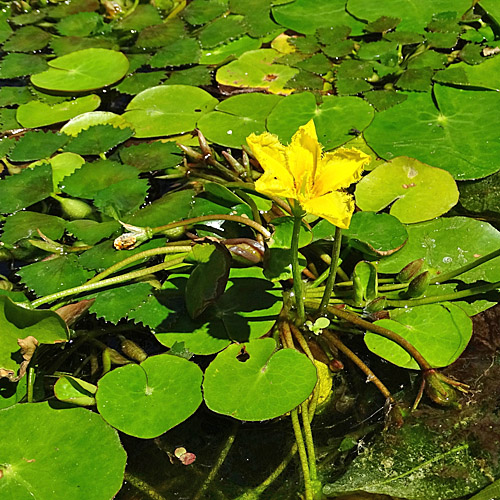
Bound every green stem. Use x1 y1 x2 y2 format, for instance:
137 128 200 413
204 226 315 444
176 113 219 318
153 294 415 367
85 246 192 285
300 401 317 483
318 226 342 314
305 300 432 370
193 421 239 500
291 408 313 500
152 214 271 240
31 256 187 308
27 366 35 403
430 248 500 284
124 472 167 500
386 280 500 307
291 212 306 324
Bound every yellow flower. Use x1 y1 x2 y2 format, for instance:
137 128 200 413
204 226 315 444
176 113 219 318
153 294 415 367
247 120 371 229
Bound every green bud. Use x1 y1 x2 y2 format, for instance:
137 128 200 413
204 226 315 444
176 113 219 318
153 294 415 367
120 338 148 363
114 222 153 250
406 270 431 298
424 369 461 408
0 279 13 291
160 225 186 240
365 296 387 313
397 258 425 283
58 197 94 220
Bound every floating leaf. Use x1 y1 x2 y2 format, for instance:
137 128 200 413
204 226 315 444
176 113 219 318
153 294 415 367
434 56 500 90
49 0 100 18
203 338 317 420
198 93 282 148
199 35 261 65
269 217 313 249
267 91 374 149
164 66 213 86
0 53 48 79
0 402 126 500
64 124 135 156
365 303 472 369
50 36 118 57
183 0 228 25
198 15 246 48
89 282 153 324
18 255 94 296
119 141 182 172
1 212 66 246
115 71 166 95
16 95 100 128
364 85 500 180
66 219 120 245
56 12 102 37
61 111 131 136
355 157 459 223
9 131 68 162
0 296 68 379
54 375 96 406
150 37 201 67
96 353 203 438
273 0 364 35
216 49 298 95
0 86 33 107
230 0 280 38
122 85 218 138
49 152 86 191
3 25 52 52
343 212 408 256
114 3 163 30
31 49 129 92
459 171 500 216
0 163 53 213
377 217 500 284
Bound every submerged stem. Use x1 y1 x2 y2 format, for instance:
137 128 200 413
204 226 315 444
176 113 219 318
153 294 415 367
291 408 313 500
291 212 306 324
318 226 342 314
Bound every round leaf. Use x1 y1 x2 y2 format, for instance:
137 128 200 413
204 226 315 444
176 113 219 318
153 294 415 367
61 111 131 136
122 85 218 138
377 217 500 284
0 402 126 500
203 338 317 421
31 48 129 92
364 85 500 180
96 354 203 438
355 157 459 223
365 303 472 369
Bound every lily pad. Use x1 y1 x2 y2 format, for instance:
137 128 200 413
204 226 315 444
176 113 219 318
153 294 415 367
31 48 129 92
0 53 48 79
1 211 66 246
198 15 246 49
355 157 459 223
343 212 408 256
0 296 69 380
9 131 68 163
150 37 201 67
203 338 317 421
198 93 283 148
96 353 203 438
54 375 96 406
377 217 500 284
119 141 182 172
122 85 218 138
199 35 262 65
365 303 472 369
0 402 126 500
3 25 52 52
66 219 120 245
273 0 364 35
216 49 298 95
267 91 374 149
16 95 100 128
61 111 131 136
49 153 86 191
364 85 500 180
459 171 500 216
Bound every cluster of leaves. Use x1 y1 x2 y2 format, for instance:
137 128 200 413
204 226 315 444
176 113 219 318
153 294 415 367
1 0 500 499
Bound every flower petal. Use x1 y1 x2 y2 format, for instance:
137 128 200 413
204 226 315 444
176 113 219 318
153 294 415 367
312 148 370 197
247 132 296 198
301 191 355 229
285 119 322 196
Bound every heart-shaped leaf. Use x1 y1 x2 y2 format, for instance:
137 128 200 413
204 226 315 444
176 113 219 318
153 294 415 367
203 338 317 420
96 354 203 438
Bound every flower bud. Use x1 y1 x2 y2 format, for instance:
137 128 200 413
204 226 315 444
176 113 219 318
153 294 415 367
58 197 94 220
114 222 153 250
424 369 461 408
120 338 148 363
364 296 387 313
397 258 425 283
406 271 431 298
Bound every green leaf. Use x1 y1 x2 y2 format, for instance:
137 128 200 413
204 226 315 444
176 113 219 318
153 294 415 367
49 152 86 191
66 219 120 245
60 111 131 136
96 354 203 438
0 86 34 107
469 479 500 500
127 290 176 329
352 260 378 305
230 0 280 38
459 171 500 216
377 217 500 284
122 85 218 138
434 56 500 90
0 296 68 378
64 124 135 156
365 303 472 369
0 164 53 213
324 423 490 498
16 95 101 128
1 212 66 246
18 255 94 297
61 159 139 199
203 338 317 420
343 212 408 256
93 178 149 219
269 216 313 249
355 157 459 223
198 15 246 49
114 4 162 30
199 35 261 65
54 375 96 406
0 377 26 410
267 91 374 149
150 37 201 67
364 85 500 180
0 402 126 500
31 49 129 92
198 93 282 148
3 25 52 52
119 141 182 172
164 66 213 86
48 0 100 18
273 0 364 35
9 131 69 162
185 243 231 319
114 71 166 95
56 12 102 37
396 67 434 92
50 36 118 57
346 0 472 33
216 49 299 95
89 282 153 324
183 0 228 25
0 109 20 134
135 18 186 49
